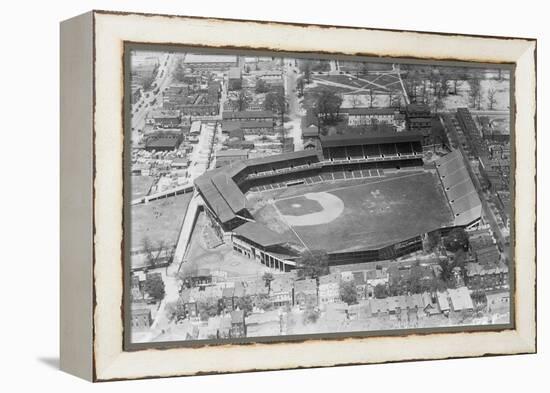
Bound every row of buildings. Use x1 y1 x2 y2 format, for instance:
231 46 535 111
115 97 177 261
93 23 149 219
302 103 448 150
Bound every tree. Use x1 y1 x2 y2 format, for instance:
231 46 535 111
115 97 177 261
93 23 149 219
349 94 362 108
296 250 329 280
469 77 482 109
316 90 342 125
235 295 254 316
144 274 165 301
407 265 425 294
296 77 305 96
301 61 312 84
264 91 287 116
262 272 274 291
340 280 358 305
303 300 320 324
142 236 156 268
235 91 250 111
174 59 186 82
453 249 468 271
444 228 469 252
256 294 273 312
198 298 219 321
361 62 370 76
438 259 454 283
373 284 389 299
368 89 374 108
264 91 287 141
255 79 269 93
426 230 442 252
487 88 497 110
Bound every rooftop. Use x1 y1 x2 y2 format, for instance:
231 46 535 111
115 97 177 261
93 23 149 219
183 53 238 64
233 221 286 248
320 131 423 148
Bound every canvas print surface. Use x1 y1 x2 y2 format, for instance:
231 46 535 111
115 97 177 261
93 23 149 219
126 48 512 346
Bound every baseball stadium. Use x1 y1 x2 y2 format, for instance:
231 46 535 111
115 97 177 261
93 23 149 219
192 132 482 272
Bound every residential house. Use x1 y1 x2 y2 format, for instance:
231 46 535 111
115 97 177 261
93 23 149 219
447 287 474 313
269 275 294 308
221 286 235 311
365 268 389 298
465 262 509 290
436 291 451 315
228 67 242 90
421 292 441 316
131 307 152 330
144 134 182 152
244 279 269 308
149 109 181 128
222 110 275 123
230 310 246 338
183 268 213 288
131 274 144 301
294 278 318 309
352 271 368 300
318 273 341 305
343 107 398 127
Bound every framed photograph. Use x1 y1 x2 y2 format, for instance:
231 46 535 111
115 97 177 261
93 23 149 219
60 10 536 381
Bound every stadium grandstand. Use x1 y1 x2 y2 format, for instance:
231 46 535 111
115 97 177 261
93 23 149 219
434 149 482 228
191 132 481 271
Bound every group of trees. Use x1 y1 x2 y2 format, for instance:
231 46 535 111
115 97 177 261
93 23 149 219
468 77 482 110
389 264 447 297
295 250 330 280
315 90 343 125
144 273 165 301
173 59 188 82
339 280 358 305
255 79 270 94
234 91 251 111
444 228 469 252
141 237 174 268
402 66 462 112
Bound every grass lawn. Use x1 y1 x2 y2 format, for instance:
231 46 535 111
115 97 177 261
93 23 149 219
131 175 155 199
130 193 193 251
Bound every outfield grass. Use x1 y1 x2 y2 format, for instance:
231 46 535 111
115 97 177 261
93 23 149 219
252 172 453 253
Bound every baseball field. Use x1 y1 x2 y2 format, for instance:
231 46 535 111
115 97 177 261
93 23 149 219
249 171 453 253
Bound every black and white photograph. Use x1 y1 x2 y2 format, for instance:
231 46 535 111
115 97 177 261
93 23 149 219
126 48 513 345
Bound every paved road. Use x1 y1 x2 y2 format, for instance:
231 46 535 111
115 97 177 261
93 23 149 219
284 62 304 150
131 53 179 137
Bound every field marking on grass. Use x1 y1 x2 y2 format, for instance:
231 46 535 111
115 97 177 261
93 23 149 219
270 200 312 254
274 171 427 202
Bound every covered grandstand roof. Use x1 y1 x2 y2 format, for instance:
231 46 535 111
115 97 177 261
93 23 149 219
435 150 482 227
246 149 321 167
195 149 323 225
320 131 423 148
194 175 237 224
211 172 248 213
233 222 286 247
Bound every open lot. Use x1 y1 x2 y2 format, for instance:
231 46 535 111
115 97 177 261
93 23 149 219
130 193 193 252
251 172 453 253
182 211 271 278
131 175 155 199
